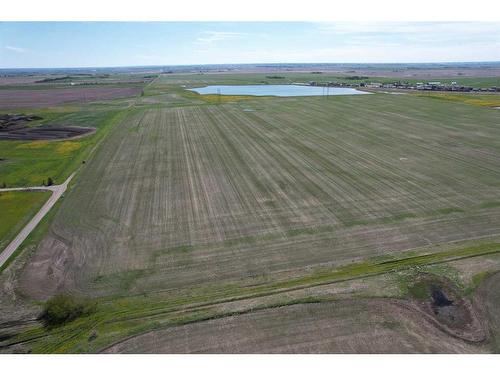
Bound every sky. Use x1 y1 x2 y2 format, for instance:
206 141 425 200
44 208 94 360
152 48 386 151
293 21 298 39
1 22 500 68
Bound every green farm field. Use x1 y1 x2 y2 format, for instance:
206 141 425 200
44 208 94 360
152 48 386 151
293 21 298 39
2 73 500 353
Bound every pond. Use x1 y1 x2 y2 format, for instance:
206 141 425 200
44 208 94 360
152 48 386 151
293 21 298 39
188 84 370 97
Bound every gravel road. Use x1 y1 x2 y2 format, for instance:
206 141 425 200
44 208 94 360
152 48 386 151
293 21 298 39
0 173 74 268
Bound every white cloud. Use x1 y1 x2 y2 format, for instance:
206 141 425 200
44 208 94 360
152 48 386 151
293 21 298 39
317 22 425 35
5 45 26 53
193 40 500 64
315 22 500 46
196 31 247 44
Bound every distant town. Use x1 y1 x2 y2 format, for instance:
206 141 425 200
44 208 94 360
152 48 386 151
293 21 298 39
309 80 499 92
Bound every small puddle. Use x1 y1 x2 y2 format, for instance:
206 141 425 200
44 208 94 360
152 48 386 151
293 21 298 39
431 286 454 307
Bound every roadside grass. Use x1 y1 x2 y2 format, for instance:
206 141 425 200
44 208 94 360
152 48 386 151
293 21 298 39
0 197 63 274
0 191 51 254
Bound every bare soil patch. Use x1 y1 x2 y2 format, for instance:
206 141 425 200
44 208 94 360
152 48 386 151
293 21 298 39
0 86 142 108
0 114 94 140
475 272 500 351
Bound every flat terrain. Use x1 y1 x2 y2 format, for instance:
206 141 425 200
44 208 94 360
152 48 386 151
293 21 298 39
0 86 142 108
0 107 128 187
18 91 500 300
103 299 484 354
152 71 500 89
1 70 500 353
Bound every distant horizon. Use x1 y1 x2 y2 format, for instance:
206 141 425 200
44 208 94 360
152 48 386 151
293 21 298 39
2 22 500 69
2 61 500 72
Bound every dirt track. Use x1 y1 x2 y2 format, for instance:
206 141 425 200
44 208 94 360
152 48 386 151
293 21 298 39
0 173 74 268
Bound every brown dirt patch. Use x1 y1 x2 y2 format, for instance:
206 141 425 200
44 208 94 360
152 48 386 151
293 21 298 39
0 125 95 141
0 114 94 140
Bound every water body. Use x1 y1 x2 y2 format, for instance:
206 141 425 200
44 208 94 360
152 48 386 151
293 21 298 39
188 85 369 97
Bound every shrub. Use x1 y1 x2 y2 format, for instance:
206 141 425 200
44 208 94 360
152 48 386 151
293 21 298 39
408 281 431 300
39 294 96 326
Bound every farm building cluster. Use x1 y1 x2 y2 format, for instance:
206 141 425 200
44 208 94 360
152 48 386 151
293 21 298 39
308 80 499 92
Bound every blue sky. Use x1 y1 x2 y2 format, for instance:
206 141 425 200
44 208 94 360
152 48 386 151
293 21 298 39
1 22 500 68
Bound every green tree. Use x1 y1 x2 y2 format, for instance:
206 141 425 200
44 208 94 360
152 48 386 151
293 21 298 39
40 294 96 326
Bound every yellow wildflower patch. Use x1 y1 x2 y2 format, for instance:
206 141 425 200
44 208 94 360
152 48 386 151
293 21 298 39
16 140 49 150
56 141 81 155
415 93 500 107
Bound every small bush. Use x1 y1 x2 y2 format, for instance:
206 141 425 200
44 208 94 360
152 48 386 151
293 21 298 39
39 294 96 326
408 281 431 300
